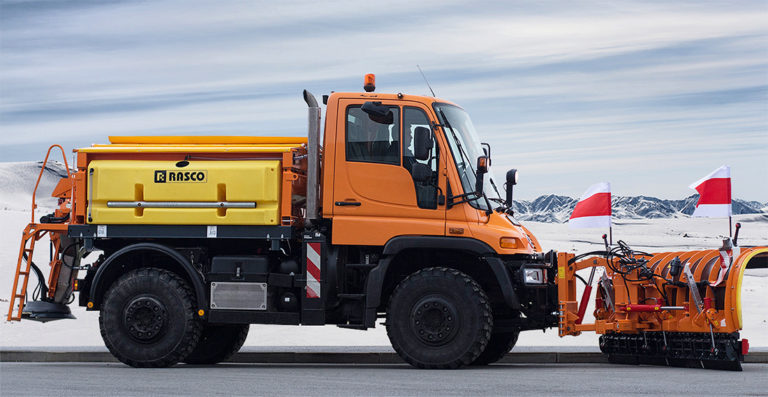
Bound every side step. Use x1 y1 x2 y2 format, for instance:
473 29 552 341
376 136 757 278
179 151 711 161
600 332 745 371
336 293 367 330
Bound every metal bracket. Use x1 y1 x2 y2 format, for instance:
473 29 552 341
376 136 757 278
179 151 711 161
683 263 703 313
599 272 615 311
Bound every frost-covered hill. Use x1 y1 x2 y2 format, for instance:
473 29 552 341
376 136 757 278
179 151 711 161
513 194 767 223
0 161 70 212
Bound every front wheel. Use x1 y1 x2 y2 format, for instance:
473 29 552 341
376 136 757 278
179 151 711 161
99 268 202 368
386 267 493 369
470 330 519 365
183 324 249 365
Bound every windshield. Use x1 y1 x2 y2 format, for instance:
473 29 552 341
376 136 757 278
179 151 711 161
433 103 503 211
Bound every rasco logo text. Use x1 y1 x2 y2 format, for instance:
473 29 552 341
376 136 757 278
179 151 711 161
153 170 208 183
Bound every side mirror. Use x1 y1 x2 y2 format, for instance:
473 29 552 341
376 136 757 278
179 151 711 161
506 168 518 208
411 163 431 182
361 101 394 125
475 156 488 194
413 126 433 161
481 143 491 165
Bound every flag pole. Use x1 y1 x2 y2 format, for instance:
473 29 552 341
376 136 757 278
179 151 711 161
609 225 613 245
729 215 732 238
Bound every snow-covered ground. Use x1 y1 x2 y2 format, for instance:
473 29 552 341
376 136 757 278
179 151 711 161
0 162 766 348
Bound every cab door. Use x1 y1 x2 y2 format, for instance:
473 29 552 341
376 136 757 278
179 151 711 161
331 99 446 246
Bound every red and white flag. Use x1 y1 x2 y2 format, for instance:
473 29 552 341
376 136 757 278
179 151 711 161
689 165 731 218
569 182 611 229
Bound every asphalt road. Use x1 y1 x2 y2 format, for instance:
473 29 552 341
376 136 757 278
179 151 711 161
2 362 766 396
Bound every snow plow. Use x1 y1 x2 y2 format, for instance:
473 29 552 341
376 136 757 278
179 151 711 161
7 75 767 370
557 233 765 370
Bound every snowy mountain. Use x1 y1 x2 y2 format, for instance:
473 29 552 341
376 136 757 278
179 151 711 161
512 194 768 223
0 161 70 212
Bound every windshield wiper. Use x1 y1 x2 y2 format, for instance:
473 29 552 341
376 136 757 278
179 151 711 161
489 178 504 202
438 109 490 209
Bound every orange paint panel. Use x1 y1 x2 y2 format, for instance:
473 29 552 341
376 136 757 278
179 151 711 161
344 163 418 206
331 215 445 246
470 211 541 255
72 171 87 224
328 98 446 246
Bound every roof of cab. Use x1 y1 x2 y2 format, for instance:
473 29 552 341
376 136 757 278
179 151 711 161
326 92 459 108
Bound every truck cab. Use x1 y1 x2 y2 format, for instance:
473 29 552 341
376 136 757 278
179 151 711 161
322 91 541 254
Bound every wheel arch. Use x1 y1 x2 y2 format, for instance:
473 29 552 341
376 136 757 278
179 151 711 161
364 236 520 327
87 242 207 311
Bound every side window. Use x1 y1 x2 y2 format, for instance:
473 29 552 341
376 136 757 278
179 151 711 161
346 105 400 165
403 107 439 209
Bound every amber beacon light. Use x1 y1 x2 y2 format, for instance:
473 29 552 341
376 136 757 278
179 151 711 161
364 74 376 92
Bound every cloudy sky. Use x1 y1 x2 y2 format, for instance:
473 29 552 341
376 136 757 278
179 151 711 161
1 0 766 200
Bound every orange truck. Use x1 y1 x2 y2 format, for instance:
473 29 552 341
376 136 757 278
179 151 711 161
8 75 767 370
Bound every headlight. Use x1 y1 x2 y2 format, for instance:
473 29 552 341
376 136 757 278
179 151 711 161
523 268 545 284
515 265 547 286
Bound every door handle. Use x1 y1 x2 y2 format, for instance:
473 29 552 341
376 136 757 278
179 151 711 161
335 201 361 206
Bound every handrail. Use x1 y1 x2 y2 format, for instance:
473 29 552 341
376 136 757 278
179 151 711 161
31 145 71 223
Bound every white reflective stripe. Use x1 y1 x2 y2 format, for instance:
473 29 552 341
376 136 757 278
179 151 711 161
568 215 611 229
306 242 321 298
691 203 731 218
306 279 321 298
307 244 321 271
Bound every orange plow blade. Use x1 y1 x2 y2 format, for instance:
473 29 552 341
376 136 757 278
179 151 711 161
557 240 768 371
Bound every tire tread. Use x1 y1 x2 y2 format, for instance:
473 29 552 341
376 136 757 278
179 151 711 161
99 268 202 368
386 267 492 369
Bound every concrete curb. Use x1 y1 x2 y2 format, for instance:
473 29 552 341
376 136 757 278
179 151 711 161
2 349 766 364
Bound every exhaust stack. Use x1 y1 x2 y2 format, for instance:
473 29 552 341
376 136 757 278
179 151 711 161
303 90 321 225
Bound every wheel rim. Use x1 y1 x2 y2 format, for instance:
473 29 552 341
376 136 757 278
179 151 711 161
410 295 460 346
123 296 168 343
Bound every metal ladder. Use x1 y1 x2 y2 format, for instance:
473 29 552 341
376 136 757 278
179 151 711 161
6 144 72 321
7 224 42 321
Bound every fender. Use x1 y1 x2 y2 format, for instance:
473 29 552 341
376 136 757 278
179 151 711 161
87 242 207 312
364 236 521 326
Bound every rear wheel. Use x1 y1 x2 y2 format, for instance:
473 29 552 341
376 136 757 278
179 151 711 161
183 324 249 365
386 267 492 369
99 268 202 368
470 330 519 365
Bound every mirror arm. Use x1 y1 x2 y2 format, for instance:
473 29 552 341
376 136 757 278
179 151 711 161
436 186 446 206
446 192 481 209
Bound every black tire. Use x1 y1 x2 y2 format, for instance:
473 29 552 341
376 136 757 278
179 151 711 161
183 324 249 365
386 267 492 369
99 268 202 368
470 330 519 366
